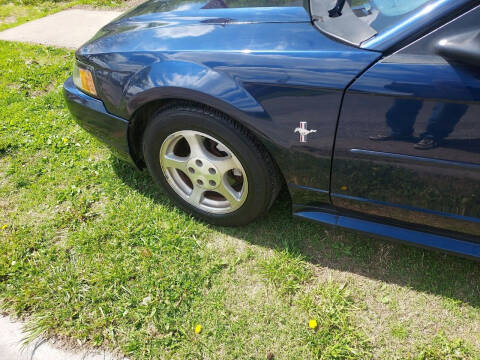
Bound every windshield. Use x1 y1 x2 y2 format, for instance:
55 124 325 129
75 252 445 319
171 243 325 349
310 0 435 46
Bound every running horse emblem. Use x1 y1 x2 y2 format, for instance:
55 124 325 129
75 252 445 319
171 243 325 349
294 121 317 143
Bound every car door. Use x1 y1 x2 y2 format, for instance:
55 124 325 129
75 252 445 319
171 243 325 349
331 5 480 238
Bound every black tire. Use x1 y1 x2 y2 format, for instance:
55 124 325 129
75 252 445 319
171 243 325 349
142 102 281 226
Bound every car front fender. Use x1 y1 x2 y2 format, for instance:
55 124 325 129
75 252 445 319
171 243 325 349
124 60 270 126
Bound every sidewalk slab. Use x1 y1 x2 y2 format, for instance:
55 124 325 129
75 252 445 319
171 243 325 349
0 9 123 49
0 316 122 360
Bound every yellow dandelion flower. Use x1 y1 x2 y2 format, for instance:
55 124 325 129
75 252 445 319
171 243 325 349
194 324 202 334
62 137 68 143
308 319 317 329
340 185 348 191
1 224 7 230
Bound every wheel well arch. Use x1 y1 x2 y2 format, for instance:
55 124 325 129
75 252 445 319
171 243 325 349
128 98 171 169
127 98 284 191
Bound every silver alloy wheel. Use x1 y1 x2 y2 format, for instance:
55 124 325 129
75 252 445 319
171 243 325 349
159 130 248 214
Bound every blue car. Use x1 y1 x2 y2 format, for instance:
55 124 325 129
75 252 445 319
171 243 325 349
64 0 480 259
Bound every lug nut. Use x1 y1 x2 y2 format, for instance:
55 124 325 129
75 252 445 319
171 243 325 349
209 180 216 187
196 160 203 167
188 167 195 174
209 168 216 175
197 179 204 186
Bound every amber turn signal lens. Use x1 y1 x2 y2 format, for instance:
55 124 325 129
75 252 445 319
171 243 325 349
73 63 97 96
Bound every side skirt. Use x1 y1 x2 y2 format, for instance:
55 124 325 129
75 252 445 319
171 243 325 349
294 209 480 260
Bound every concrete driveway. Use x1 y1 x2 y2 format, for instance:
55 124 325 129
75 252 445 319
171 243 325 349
0 316 123 360
0 9 123 49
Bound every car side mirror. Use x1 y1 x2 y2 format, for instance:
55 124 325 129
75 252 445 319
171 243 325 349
435 29 480 67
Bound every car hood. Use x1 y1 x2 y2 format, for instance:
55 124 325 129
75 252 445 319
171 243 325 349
112 0 309 24
80 0 310 52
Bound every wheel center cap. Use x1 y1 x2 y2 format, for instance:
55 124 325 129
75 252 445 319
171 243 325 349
186 158 221 190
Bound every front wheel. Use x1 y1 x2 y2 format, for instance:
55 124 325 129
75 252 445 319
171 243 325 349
142 103 281 226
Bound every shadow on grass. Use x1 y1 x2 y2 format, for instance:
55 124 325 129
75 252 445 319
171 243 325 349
111 157 480 310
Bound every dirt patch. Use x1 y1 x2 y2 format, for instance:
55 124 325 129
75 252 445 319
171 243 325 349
30 81 57 98
0 16 17 25
72 0 147 11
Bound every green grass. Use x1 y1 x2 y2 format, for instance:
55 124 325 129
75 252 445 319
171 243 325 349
298 282 371 359
0 0 131 31
0 2 55 31
0 40 480 359
413 334 479 360
259 249 312 296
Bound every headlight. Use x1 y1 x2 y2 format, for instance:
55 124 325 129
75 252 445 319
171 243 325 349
73 62 97 97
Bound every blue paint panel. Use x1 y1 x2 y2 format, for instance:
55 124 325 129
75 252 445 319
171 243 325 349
63 77 132 163
332 6 480 238
115 0 309 22
116 6 311 25
350 149 480 170
332 192 480 225
349 62 480 102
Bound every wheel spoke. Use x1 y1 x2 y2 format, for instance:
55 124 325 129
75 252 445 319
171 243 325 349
183 133 208 158
211 155 240 177
216 181 242 206
189 186 204 205
162 154 188 172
